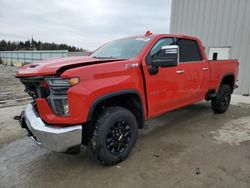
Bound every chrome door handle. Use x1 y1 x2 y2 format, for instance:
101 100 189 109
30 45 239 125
202 67 209 71
176 70 185 74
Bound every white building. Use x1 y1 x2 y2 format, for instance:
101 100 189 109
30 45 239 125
170 0 250 95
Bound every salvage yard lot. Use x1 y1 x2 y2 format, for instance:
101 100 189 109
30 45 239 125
0 64 250 188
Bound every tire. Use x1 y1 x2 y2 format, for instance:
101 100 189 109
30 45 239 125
88 106 138 166
211 84 232 113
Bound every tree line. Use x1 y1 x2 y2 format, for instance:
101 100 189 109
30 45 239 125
0 39 90 53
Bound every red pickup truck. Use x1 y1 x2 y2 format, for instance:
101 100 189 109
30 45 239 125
16 33 238 165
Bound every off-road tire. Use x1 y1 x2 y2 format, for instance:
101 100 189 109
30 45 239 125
211 84 232 113
88 106 138 166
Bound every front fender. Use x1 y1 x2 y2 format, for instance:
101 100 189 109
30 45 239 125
37 60 146 125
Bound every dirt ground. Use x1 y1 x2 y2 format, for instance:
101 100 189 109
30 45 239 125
0 65 250 188
0 65 30 108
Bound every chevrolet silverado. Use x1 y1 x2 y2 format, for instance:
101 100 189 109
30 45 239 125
16 33 239 165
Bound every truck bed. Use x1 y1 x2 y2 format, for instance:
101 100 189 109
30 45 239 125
208 59 239 92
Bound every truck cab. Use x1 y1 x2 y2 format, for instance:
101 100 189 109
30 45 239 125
16 33 238 165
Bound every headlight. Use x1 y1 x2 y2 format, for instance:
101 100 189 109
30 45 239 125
45 77 80 116
47 77 80 87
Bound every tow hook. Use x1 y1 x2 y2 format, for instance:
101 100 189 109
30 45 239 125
13 111 26 128
14 111 39 139
13 116 21 121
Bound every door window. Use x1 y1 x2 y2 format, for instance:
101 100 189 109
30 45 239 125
176 39 202 62
150 38 174 61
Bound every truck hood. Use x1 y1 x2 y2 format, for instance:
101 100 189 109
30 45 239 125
16 56 125 77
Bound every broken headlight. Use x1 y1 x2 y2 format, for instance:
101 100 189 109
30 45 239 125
46 77 79 116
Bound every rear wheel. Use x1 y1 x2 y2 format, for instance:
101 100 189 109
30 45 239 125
211 84 231 113
88 106 138 166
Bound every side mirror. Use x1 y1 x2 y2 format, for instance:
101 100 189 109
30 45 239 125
151 45 179 67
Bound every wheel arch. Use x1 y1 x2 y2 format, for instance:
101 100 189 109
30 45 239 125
205 73 235 100
218 73 235 93
87 89 145 129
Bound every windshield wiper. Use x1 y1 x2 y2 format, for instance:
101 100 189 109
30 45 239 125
92 56 117 59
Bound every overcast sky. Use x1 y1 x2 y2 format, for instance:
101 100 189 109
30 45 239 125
0 0 172 50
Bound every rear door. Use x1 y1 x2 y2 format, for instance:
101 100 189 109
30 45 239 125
175 38 209 102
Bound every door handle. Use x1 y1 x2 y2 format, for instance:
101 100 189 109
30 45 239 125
176 70 185 74
202 67 209 71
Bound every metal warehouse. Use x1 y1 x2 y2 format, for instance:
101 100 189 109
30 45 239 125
170 0 250 95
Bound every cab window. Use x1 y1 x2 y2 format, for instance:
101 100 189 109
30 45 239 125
150 38 174 61
175 38 202 62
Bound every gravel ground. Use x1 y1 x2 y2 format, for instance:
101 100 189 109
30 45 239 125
0 64 30 108
0 65 250 188
0 96 250 188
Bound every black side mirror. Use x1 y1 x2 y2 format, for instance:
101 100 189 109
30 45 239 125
151 45 179 67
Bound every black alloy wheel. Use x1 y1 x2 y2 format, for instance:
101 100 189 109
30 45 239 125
211 84 232 113
88 106 138 166
106 120 131 155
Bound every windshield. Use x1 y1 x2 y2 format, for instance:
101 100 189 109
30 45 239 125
91 37 151 59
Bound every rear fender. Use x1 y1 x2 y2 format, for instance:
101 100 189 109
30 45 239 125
217 73 235 93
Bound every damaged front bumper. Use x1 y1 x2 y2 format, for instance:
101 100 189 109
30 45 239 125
19 103 82 152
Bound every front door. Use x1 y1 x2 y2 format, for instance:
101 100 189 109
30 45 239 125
142 38 187 117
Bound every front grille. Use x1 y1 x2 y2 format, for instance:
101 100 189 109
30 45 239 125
20 77 70 116
20 77 49 99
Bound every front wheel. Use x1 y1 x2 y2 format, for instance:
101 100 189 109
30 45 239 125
211 84 232 113
88 106 138 166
